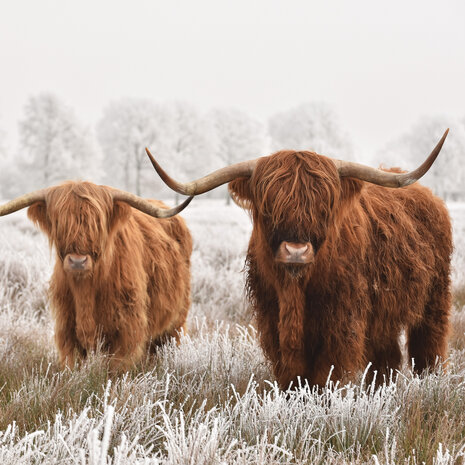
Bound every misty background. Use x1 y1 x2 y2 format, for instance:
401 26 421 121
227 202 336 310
0 0 464 201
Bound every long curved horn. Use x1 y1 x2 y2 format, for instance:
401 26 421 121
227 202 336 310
111 188 193 218
145 148 258 195
0 188 48 216
333 129 449 187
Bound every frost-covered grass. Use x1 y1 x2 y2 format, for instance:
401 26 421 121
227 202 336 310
0 199 464 464
181 199 253 325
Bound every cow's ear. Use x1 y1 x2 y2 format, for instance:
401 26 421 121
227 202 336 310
110 200 132 232
27 201 50 233
228 178 254 210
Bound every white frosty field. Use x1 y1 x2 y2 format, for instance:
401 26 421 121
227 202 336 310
0 199 464 464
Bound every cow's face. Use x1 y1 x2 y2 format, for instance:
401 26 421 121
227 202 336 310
27 182 131 278
229 151 361 272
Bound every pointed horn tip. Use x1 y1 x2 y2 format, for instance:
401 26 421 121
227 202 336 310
436 128 449 149
145 147 165 173
177 196 194 210
180 195 194 208
161 195 194 218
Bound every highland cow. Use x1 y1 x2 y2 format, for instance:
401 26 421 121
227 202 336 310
0 181 193 370
146 130 452 388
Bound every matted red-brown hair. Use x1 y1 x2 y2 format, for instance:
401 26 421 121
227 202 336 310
28 182 130 259
143 131 451 389
230 151 363 250
229 149 451 389
20 181 193 370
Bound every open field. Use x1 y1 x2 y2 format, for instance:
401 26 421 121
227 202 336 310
0 199 464 464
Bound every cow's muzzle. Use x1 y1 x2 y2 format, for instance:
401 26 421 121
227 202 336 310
64 254 92 273
275 241 314 265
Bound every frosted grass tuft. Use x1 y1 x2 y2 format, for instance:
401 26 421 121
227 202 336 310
0 200 464 463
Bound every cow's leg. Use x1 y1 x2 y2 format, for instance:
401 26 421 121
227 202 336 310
365 335 402 385
255 306 283 382
148 293 190 352
168 292 190 344
307 328 368 389
168 323 187 344
110 327 147 371
246 261 283 384
149 323 187 352
54 309 83 369
50 280 84 368
108 304 149 371
110 344 145 372
407 283 451 373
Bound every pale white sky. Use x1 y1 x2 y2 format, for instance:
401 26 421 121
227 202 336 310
1 0 464 158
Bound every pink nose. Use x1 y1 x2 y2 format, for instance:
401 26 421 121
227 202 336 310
275 241 314 265
67 254 88 270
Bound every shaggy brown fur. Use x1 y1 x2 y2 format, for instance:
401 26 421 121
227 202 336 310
229 151 452 389
27 181 192 370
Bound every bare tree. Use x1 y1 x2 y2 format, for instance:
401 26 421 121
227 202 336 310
378 116 465 201
97 98 167 196
160 101 217 202
268 102 353 158
207 107 268 204
98 99 218 200
19 93 101 190
0 120 18 199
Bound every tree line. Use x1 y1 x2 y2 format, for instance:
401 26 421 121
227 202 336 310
0 93 464 202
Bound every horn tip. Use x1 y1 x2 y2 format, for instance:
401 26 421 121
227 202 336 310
145 147 158 167
181 196 194 208
437 128 449 148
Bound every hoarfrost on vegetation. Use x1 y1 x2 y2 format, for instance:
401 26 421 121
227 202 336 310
1 358 465 463
268 102 353 160
0 90 465 464
3 94 465 204
14 93 102 195
0 201 464 463
378 117 465 202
